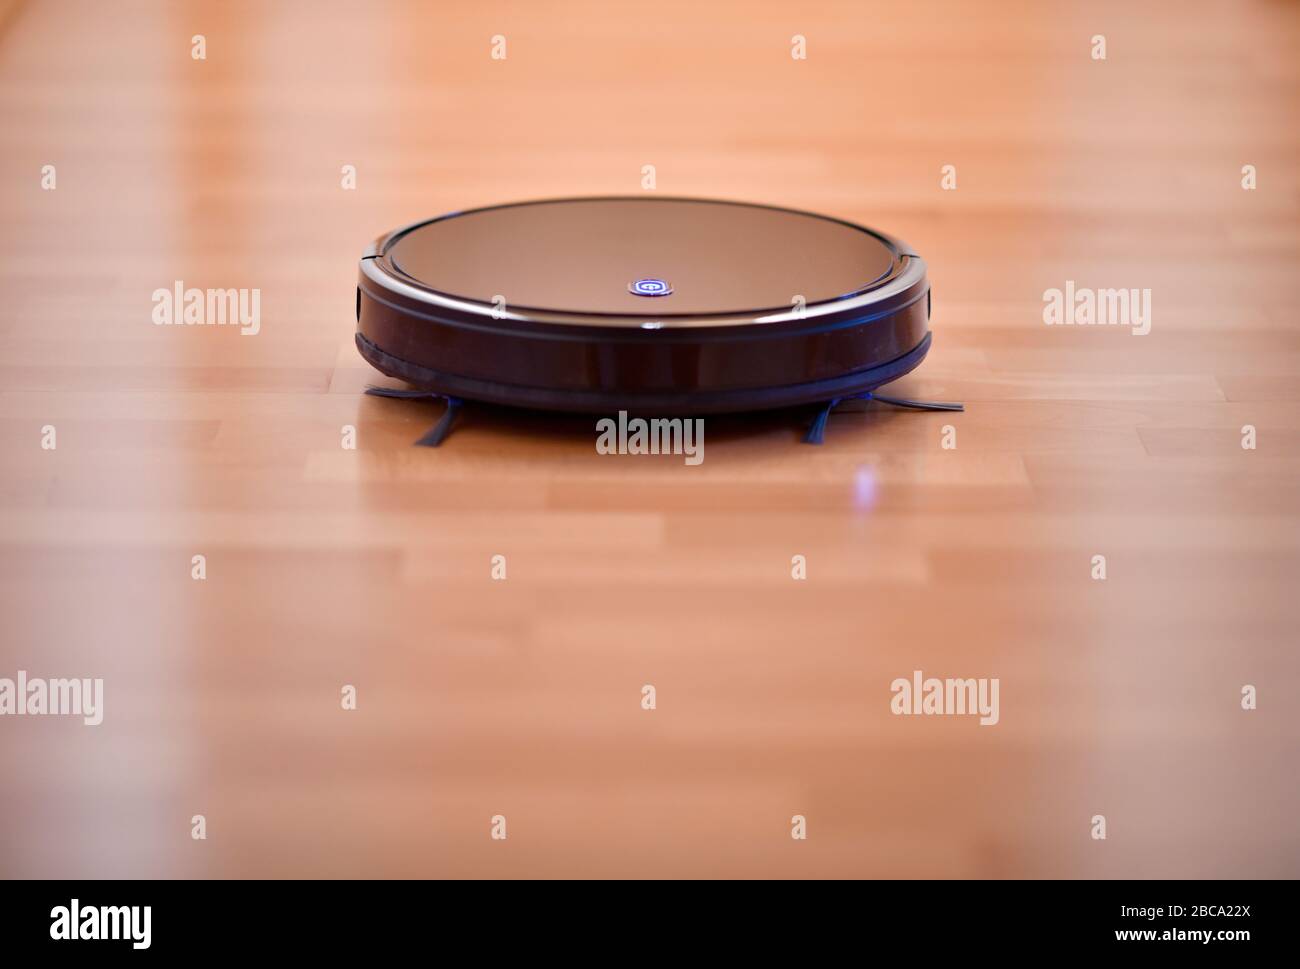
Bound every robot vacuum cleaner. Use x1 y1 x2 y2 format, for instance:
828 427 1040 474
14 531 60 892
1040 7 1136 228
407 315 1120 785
356 197 960 445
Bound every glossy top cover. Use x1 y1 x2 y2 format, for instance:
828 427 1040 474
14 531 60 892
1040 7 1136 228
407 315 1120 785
369 197 919 325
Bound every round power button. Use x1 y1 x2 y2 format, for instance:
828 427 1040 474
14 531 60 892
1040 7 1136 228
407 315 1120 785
629 278 672 297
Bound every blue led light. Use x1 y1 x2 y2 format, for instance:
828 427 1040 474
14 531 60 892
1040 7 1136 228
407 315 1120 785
629 278 672 297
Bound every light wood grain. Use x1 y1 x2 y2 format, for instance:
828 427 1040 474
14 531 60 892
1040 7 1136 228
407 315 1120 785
0 0 1297 878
